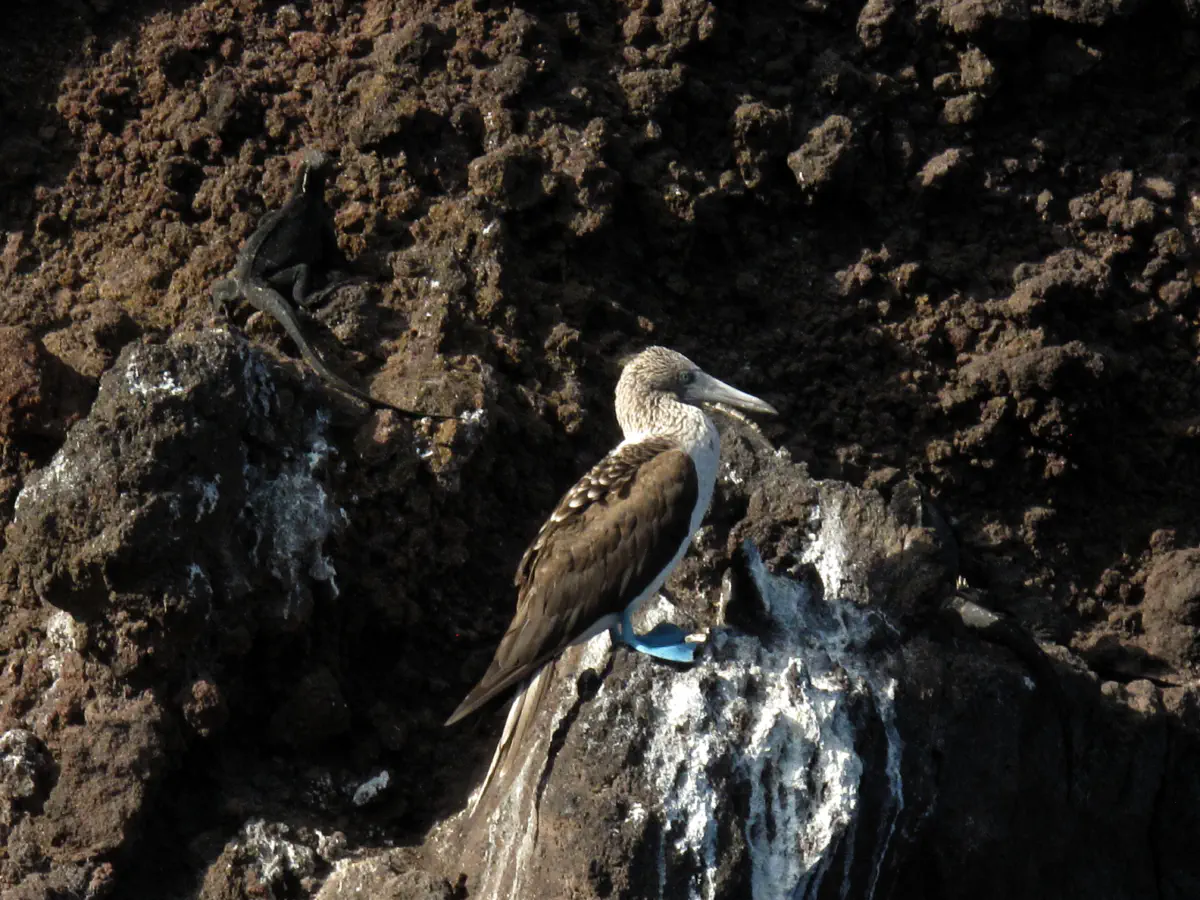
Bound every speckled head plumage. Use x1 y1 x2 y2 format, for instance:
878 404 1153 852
615 346 777 439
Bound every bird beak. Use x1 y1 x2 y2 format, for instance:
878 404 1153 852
686 372 778 415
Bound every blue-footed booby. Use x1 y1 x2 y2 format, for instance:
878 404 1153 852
445 346 776 808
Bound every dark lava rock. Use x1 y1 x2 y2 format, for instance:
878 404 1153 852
270 667 352 748
0 330 369 893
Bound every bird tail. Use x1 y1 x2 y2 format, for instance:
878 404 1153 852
469 662 555 817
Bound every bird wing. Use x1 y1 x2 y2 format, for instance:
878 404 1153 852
444 437 699 725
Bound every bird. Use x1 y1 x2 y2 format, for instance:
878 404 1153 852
445 346 777 811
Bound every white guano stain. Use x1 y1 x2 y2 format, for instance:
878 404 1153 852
640 527 904 900
42 609 77 681
124 354 190 398
240 819 316 886
244 410 340 614
12 452 76 516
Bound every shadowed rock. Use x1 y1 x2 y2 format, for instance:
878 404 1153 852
0 330 373 895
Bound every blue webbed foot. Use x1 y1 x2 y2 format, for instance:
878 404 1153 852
615 611 703 664
627 636 697 664
639 622 690 647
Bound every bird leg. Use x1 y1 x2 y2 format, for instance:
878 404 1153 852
612 606 699 664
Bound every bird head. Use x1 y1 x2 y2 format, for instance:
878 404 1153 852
616 346 777 436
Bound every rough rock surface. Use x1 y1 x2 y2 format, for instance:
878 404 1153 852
2 0 1200 897
425 428 1199 900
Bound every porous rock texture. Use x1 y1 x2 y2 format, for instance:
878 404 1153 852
2 0 1200 897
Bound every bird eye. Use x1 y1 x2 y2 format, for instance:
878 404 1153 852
680 370 696 385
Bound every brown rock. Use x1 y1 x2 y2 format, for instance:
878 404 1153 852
932 71 963 95
958 47 997 92
915 147 971 190
313 852 453 900
941 93 983 125
939 0 1030 34
1106 195 1157 233
467 138 543 211
732 101 788 189
1039 0 1144 25
617 66 685 115
28 693 167 863
179 678 229 738
1140 549 1200 669
857 0 899 49
0 327 46 441
787 114 856 193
